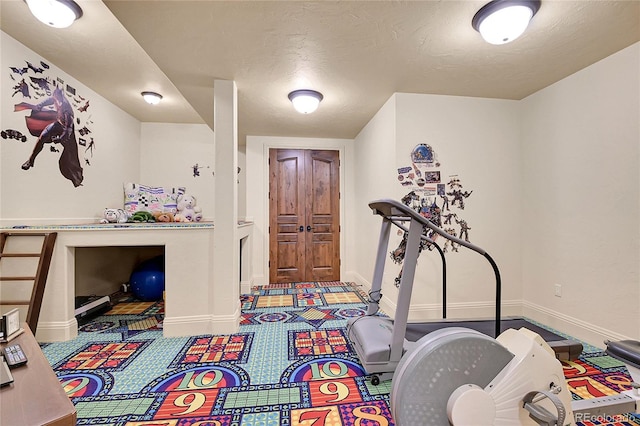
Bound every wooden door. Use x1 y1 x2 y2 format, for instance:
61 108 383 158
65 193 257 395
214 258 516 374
269 149 306 283
269 149 340 283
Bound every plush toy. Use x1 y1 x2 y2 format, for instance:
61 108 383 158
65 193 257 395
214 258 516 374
175 194 203 222
153 211 175 223
100 208 128 224
128 211 156 223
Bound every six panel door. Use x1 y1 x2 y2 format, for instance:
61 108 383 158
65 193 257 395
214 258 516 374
269 149 340 283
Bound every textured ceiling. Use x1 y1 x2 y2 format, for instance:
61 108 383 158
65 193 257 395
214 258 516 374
2 0 639 143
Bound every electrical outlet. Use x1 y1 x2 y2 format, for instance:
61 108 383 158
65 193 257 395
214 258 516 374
554 284 562 297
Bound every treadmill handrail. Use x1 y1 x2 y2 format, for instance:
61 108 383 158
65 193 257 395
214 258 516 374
370 200 485 254
369 198 502 338
390 219 447 318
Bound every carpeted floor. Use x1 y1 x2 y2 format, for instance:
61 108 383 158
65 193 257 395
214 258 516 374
41 282 639 425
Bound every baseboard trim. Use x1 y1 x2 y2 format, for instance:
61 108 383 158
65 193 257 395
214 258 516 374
319 273 632 350
522 301 631 350
348 271 521 320
348 271 368 289
163 308 241 337
347 272 629 350
407 300 522 322
240 280 253 295
36 319 78 342
38 309 242 342
349 272 410 318
250 275 266 288
163 315 213 337
211 302 241 335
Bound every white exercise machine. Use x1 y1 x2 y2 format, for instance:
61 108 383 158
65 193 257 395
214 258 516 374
347 199 579 383
347 199 639 425
389 326 640 425
390 326 575 425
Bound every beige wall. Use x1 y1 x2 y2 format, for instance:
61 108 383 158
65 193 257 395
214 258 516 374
1 33 219 225
521 42 640 345
395 93 522 320
140 122 215 221
349 43 640 346
351 95 398 297
1 32 140 224
1 33 225 337
352 93 523 322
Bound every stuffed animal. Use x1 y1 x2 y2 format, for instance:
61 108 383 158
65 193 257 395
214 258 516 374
100 208 128 224
153 211 175 223
129 211 156 223
175 194 203 222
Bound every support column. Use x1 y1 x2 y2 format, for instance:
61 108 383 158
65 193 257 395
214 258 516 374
212 80 240 333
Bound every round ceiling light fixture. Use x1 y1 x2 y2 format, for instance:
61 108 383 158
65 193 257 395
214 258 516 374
472 0 541 45
141 91 163 105
288 89 323 114
25 0 83 29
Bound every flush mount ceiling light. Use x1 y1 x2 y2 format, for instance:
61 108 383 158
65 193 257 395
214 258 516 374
288 89 323 114
141 91 163 105
25 0 83 29
472 0 541 45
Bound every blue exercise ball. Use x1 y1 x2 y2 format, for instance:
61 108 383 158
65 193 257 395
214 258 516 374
130 256 165 301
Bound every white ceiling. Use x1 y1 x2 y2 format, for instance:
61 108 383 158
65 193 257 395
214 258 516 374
2 0 639 143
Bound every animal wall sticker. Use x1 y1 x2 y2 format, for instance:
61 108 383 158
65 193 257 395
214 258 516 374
392 144 474 287
6 60 96 187
190 164 240 183
191 163 213 178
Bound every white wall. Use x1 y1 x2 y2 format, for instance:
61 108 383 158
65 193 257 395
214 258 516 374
397 94 522 320
1 33 220 224
140 123 215 220
245 136 354 287
1 32 140 224
351 95 398 293
521 43 640 345
350 45 640 346
238 145 246 220
352 93 522 321
1 33 243 339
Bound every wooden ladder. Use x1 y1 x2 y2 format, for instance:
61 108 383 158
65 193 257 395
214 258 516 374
0 232 57 334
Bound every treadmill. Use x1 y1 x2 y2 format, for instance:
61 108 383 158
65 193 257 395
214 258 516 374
347 198 582 384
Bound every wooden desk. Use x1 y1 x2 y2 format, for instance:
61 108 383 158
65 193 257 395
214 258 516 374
0 325 76 426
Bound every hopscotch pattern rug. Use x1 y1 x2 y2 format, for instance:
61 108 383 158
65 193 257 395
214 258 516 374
41 282 639 425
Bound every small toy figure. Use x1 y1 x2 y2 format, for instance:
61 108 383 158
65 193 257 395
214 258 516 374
129 211 155 223
443 212 457 225
391 191 444 287
443 228 459 253
440 194 450 211
447 177 463 189
455 217 471 242
175 194 203 222
153 212 175 223
401 191 419 208
447 189 473 210
100 208 128 224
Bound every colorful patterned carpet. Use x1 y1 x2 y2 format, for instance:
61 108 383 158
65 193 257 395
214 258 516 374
41 282 639 425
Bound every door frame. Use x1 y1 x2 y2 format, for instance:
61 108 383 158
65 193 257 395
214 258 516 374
268 148 341 283
250 137 348 287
